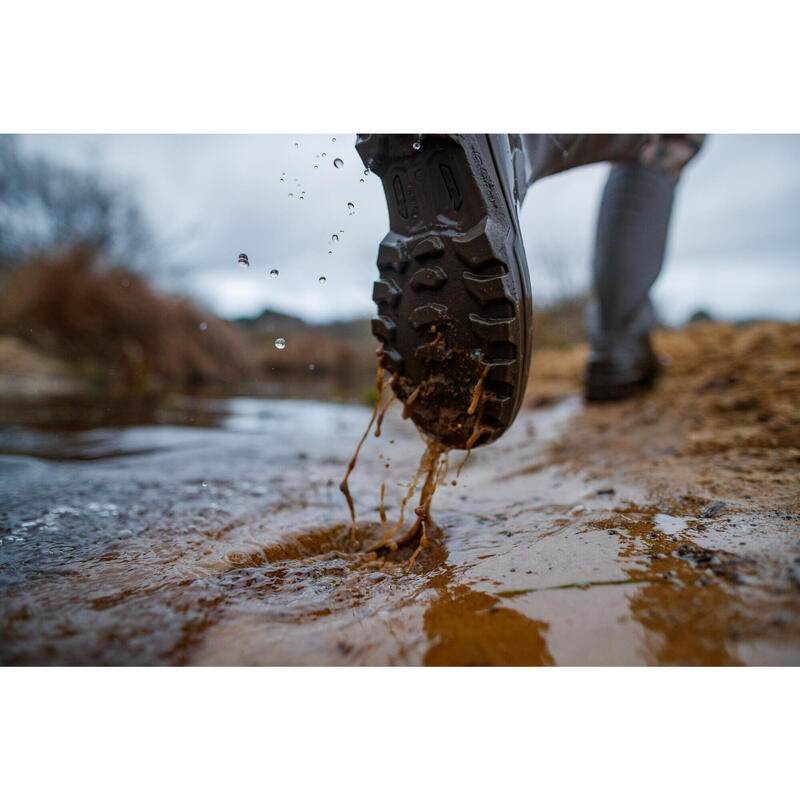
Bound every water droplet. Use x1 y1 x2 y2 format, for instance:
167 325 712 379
340 229 344 233
321 152 326 157
331 234 339 242
238 253 249 268
269 269 279 278
333 157 344 169
274 337 286 350
347 202 355 213
288 193 293 198
318 276 326 284
313 164 318 169
359 178 364 183
412 138 421 150
331 137 336 142
199 322 208 331
328 250 332 255
364 169 369 176
294 142 299 148
280 176 285 182
309 363 316 371
201 481 208 488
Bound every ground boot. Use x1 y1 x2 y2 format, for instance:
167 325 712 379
584 334 662 402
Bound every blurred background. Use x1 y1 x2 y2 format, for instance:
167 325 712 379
1 134 798 415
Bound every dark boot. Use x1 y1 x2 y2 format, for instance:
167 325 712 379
357 134 532 449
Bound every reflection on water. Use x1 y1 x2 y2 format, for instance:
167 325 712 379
0 395 372 460
1 394 798 666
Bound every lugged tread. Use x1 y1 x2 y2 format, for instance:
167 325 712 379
372 278 402 306
452 217 508 269
377 236 408 274
463 272 516 306
410 266 447 290
409 303 449 330
355 133 532 449
481 359 517 385
371 315 396 343
381 347 404 373
411 236 445 259
415 340 452 362
468 313 520 345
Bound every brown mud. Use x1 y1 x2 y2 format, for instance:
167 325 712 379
1 322 798 665
343 346 493 561
193 323 799 665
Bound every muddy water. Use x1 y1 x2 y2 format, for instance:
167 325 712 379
1 395 798 665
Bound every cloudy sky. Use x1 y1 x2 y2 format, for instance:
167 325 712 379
18 134 800 325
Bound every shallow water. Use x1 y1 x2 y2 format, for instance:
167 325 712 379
1 394 798 665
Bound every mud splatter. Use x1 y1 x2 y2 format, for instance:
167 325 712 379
467 364 490 416
339 362 388 537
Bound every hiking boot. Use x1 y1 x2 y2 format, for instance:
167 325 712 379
356 134 532 449
584 335 662 402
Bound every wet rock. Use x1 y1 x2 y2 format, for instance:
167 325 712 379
701 501 727 518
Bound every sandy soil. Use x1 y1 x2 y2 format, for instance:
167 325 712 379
526 321 800 509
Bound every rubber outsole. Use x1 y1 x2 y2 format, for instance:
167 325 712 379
357 134 532 449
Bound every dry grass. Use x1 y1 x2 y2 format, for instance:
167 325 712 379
0 247 255 392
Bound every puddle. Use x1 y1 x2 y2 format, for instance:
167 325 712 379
1 394 798 665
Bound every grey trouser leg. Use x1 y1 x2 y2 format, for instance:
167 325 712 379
514 134 704 366
586 162 673 357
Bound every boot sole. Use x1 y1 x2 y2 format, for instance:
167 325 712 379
357 134 532 449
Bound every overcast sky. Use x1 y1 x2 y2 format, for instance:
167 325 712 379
18 134 800 325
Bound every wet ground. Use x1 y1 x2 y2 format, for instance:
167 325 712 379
2 379 798 665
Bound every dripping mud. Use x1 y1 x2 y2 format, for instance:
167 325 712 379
340 352 493 565
1 323 799 665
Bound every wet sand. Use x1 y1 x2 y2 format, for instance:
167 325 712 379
1 323 798 665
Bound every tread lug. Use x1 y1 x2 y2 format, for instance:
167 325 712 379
463 272 516 305
453 217 508 269
410 266 447 290
411 236 445 259
377 236 409 274
371 315 396 342
372 278 402 306
410 303 449 330
381 347 404 374
468 313 519 345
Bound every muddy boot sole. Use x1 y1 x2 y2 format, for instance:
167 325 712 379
357 134 532 449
